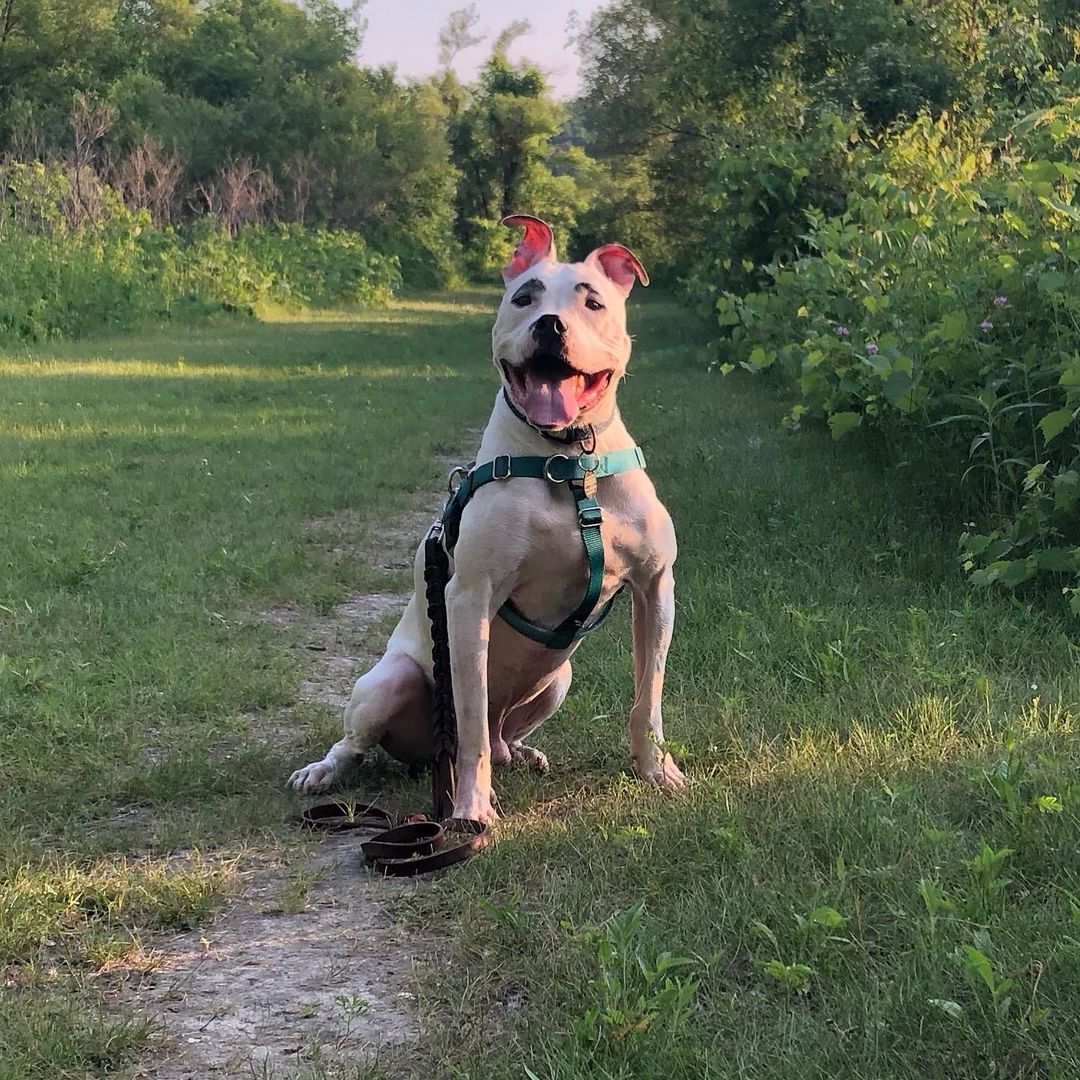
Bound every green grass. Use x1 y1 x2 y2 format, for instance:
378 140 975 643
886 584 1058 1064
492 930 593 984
2 292 1079 1078
0 295 499 1076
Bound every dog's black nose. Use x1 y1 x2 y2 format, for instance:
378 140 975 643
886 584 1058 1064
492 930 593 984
531 313 567 341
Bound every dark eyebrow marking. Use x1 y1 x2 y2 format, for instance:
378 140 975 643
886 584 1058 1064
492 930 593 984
574 282 600 294
516 278 546 293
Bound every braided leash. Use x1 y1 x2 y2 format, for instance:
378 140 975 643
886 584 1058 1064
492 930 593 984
296 518 490 875
424 521 458 823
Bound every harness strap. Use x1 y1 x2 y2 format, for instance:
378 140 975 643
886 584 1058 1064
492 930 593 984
292 443 645 868
442 446 647 648
444 447 646 549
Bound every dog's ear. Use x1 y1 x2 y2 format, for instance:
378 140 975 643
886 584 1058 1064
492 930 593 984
585 244 650 295
502 215 556 283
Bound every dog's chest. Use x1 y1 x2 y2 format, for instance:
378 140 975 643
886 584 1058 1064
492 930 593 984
496 477 654 630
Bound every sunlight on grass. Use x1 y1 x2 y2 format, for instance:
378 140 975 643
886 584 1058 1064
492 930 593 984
0 358 462 381
386 298 497 316
0 854 235 966
1 419 337 440
255 291 497 323
751 694 1077 782
0 359 299 380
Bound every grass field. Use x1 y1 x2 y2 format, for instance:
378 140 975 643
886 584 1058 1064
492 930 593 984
2 291 1079 1079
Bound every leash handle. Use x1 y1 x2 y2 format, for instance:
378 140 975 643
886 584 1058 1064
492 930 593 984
298 801 490 876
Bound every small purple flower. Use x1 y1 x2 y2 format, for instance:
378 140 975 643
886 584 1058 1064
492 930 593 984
834 325 850 336
993 295 1008 307
866 342 879 356
979 319 993 331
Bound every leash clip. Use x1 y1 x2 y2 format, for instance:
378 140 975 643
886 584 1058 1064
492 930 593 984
447 465 469 494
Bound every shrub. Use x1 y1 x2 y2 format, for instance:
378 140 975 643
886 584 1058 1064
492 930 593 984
701 95 1080 609
0 164 401 344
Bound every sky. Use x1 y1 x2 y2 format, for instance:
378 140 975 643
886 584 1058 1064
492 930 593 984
356 1 606 99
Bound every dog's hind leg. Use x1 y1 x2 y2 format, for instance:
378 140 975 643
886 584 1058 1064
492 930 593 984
498 661 572 774
288 651 431 794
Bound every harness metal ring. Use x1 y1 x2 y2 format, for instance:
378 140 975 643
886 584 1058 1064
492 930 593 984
447 465 469 494
543 454 571 483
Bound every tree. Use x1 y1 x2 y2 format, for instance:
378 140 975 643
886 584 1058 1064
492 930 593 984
447 46 567 272
437 3 484 73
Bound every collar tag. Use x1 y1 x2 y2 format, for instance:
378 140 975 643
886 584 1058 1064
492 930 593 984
579 452 599 497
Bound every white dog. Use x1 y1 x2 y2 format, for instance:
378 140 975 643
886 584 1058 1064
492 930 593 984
289 215 686 823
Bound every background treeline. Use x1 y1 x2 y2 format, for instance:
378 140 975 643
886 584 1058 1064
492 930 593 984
572 0 1080 609
0 0 622 334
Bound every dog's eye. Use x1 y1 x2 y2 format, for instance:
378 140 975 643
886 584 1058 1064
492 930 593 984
585 296 605 312
511 294 532 308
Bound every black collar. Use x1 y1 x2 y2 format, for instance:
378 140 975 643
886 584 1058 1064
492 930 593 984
502 388 613 445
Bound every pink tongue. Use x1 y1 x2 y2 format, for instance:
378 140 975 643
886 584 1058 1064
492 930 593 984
523 373 577 428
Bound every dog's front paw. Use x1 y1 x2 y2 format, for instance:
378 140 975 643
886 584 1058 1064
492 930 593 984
633 751 688 791
288 759 340 794
451 787 499 825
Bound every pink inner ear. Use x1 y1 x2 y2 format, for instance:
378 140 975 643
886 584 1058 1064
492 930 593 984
502 215 555 282
591 244 650 291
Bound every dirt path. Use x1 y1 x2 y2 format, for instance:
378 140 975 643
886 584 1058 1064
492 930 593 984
118 473 464 1078
124 837 424 1079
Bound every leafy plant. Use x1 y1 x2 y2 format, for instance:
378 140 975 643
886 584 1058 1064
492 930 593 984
918 878 956 943
953 941 1014 1022
761 959 814 994
750 915 834 995
966 844 1014 920
0 165 402 345
572 902 698 1047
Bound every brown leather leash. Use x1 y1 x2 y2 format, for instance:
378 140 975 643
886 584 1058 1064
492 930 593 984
296 800 490 876
294 518 491 876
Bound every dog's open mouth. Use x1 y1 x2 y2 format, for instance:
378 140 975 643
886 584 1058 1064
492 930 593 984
500 355 613 429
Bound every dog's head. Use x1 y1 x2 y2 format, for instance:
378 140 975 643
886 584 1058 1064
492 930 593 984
492 215 648 432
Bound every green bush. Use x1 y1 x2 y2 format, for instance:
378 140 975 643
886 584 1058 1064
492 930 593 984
700 95 1080 609
181 221 401 309
0 164 401 344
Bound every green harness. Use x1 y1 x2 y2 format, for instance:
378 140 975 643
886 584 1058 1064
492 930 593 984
440 446 647 650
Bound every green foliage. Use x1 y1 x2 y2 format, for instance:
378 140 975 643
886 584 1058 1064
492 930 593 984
447 53 582 277
706 97 1080 605
0 0 623 286
186 221 401 309
0 0 461 286
0 164 400 341
574 0 1080 611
